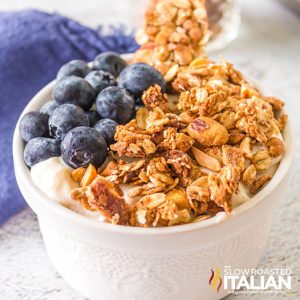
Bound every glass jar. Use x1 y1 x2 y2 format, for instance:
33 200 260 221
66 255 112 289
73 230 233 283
205 0 241 52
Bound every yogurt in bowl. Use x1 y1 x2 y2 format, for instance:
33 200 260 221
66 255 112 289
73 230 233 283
13 51 294 300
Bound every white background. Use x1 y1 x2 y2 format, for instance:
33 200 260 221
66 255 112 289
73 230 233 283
0 0 148 30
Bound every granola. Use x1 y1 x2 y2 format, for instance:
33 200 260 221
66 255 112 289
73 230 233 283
142 84 169 112
72 176 130 225
132 0 210 75
67 2 287 227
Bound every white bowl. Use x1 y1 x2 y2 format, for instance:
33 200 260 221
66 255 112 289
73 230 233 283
13 76 294 300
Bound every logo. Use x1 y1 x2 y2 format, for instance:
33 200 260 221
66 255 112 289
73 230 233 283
209 266 292 295
209 267 222 292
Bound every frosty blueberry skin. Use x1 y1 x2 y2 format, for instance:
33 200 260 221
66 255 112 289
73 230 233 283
85 110 101 127
49 104 89 141
19 111 49 142
61 126 107 169
24 137 61 167
85 70 117 94
94 118 118 146
52 76 95 110
118 63 166 99
92 52 127 77
56 60 91 80
40 100 60 116
96 86 135 124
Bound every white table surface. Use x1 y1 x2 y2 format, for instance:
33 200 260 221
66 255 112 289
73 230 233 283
1 0 300 299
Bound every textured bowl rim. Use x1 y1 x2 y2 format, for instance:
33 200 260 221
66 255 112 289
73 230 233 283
12 69 294 236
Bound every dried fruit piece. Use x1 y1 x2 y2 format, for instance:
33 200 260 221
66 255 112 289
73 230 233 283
187 117 229 146
240 83 260 99
192 146 221 171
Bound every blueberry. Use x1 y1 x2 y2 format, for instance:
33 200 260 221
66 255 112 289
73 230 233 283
40 100 60 116
93 52 127 77
85 110 101 127
61 126 107 168
19 112 49 142
118 63 166 99
56 60 90 80
49 104 89 140
94 118 117 145
24 137 60 167
96 86 135 124
52 76 95 110
85 70 117 94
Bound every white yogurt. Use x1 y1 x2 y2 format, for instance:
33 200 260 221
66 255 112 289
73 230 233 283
30 127 283 225
31 157 78 203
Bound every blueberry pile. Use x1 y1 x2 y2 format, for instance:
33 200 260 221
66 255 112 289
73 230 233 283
20 52 166 169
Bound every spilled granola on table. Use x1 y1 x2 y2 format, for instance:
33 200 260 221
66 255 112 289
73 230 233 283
71 56 287 227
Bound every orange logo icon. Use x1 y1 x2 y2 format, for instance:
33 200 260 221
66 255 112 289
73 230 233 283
209 267 222 292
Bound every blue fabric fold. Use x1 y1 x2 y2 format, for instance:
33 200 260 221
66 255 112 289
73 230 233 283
0 9 138 225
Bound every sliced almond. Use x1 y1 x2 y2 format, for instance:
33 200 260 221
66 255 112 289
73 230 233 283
242 164 256 187
189 56 210 68
164 64 179 82
80 164 97 187
71 167 86 183
192 146 221 171
240 136 253 159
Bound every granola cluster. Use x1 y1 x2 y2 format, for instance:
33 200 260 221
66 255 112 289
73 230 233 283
132 0 210 75
69 1 287 227
71 56 286 227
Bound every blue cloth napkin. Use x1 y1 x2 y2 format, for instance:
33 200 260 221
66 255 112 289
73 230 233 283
0 9 138 225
